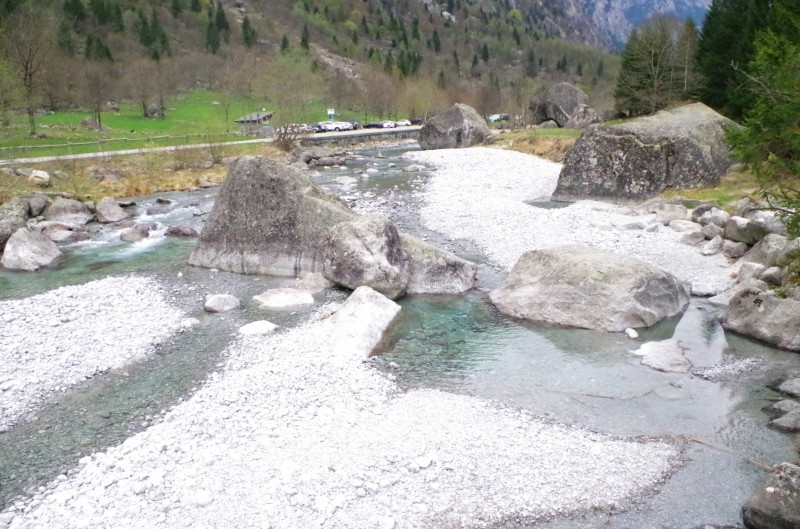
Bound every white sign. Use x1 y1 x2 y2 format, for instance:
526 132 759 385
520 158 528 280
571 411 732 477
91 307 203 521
327 108 335 115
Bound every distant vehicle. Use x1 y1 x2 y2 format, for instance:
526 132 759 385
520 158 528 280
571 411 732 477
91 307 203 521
380 120 397 128
310 122 326 133
348 120 360 130
318 121 354 132
410 117 423 125
487 113 510 123
363 121 383 129
395 119 411 126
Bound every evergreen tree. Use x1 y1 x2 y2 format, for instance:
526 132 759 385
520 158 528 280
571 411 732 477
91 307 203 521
171 0 183 19
215 2 230 42
242 16 257 47
85 34 113 61
57 21 75 53
525 49 536 77
110 2 124 32
205 17 220 53
280 34 290 53
452 49 460 72
90 0 109 25
383 51 394 73
138 9 153 47
300 24 310 50
411 17 420 40
481 43 489 63
696 0 771 119
63 0 87 23
190 0 201 13
432 29 441 53
437 69 446 88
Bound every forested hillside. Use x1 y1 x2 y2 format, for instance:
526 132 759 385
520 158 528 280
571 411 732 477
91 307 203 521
1 0 627 135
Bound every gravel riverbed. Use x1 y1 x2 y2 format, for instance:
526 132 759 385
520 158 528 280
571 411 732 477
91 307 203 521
2 147 740 528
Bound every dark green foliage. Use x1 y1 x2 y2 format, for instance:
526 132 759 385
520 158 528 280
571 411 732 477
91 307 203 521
110 3 124 32
0 0 24 17
526 49 536 77
171 0 183 19
280 34 290 53
452 49 460 71
481 42 489 62
215 2 229 41
190 0 201 13
432 29 441 53
205 17 220 53
85 34 113 60
241 16 256 47
383 51 394 73
57 20 76 53
90 0 110 25
300 24 309 50
437 69 446 88
696 0 771 119
725 4 800 235
63 0 87 23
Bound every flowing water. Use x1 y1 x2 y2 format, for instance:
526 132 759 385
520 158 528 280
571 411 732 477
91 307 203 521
2 146 799 528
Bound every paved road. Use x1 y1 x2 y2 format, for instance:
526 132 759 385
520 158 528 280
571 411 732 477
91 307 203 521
0 127 421 167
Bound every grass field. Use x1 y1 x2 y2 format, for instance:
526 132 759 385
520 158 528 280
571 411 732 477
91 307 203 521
0 91 371 160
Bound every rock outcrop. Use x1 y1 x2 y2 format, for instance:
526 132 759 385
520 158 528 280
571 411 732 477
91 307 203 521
529 83 600 129
742 463 800 529
188 156 477 297
554 103 738 201
44 197 93 226
723 287 800 352
0 197 30 250
489 245 689 332
95 197 130 223
1 227 63 271
419 103 492 150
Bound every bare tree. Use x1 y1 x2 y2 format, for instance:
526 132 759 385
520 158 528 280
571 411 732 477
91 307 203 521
363 71 398 119
0 57 23 126
2 4 56 135
81 61 118 130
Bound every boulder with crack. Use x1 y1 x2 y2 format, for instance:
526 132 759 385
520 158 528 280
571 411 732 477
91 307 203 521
489 245 689 332
419 103 492 150
554 103 739 201
723 288 800 352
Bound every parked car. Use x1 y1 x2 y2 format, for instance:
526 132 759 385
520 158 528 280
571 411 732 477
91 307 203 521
348 120 360 130
395 119 411 127
363 121 383 129
410 117 423 125
309 122 326 133
380 120 397 128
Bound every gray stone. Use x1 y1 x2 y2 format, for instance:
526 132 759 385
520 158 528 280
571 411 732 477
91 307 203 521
691 204 715 222
670 219 702 233
651 203 688 225
529 83 599 128
119 228 148 242
708 278 768 309
489 245 689 332
400 234 477 295
95 197 130 223
778 378 800 398
165 226 199 238
539 120 559 129
723 290 800 352
738 262 767 283
296 272 334 293
741 234 789 267
419 103 492 150
43 225 89 243
44 197 93 226
189 156 356 276
1 228 63 271
724 216 769 245
746 209 785 235
760 267 784 286
702 223 724 240
722 240 749 259
681 231 706 246
0 197 30 250
698 207 730 228
322 216 411 300
770 410 800 432
203 294 240 313
25 193 50 217
253 288 315 309
742 463 800 529
765 399 800 416
554 103 739 201
27 169 50 187
238 320 278 335
702 235 724 256
630 339 691 373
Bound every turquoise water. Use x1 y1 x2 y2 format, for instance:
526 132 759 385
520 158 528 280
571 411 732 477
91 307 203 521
2 148 799 527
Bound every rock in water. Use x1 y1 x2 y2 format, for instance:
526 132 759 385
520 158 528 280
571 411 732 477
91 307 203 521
326 286 402 359
95 197 130 223
322 216 411 300
0 197 30 250
723 289 800 352
419 103 492 150
252 288 314 309
1 228 63 271
188 156 356 276
554 103 738 201
188 156 477 296
528 82 599 128
742 463 800 529
44 197 93 226
489 245 689 332
630 339 691 373
203 294 240 313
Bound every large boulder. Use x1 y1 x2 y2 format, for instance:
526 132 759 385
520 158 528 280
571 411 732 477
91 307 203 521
741 234 790 267
95 197 130 223
419 103 492 150
188 156 356 276
553 103 738 202
489 245 689 331
400 234 477 295
0 197 30 251
44 197 93 226
529 83 600 129
1 227 63 271
322 216 411 300
188 157 478 297
742 463 800 529
723 288 800 352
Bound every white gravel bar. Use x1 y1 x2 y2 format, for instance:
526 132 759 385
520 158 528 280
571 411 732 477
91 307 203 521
2 294 677 529
0 276 185 431
407 147 737 294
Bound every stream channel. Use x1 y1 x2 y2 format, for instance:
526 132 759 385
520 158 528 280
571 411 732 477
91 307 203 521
1 145 800 528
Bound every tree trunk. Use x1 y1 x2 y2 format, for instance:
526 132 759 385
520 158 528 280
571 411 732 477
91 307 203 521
27 107 36 136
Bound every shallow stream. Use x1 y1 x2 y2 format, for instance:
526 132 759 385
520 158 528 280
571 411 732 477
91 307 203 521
2 145 799 528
